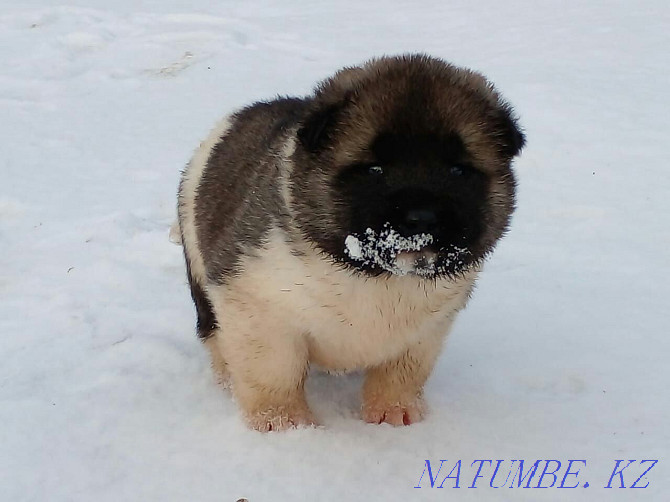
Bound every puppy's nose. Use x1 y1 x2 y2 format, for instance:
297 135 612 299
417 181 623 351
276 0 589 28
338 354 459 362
401 209 437 235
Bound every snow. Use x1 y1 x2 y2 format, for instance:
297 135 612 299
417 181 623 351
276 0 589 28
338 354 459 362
1 1 669 501
344 234 363 259
344 224 437 276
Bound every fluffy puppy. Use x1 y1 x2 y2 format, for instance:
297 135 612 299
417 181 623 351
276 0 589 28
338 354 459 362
177 54 525 431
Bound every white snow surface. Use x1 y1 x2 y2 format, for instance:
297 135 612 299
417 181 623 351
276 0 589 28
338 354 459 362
1 1 669 501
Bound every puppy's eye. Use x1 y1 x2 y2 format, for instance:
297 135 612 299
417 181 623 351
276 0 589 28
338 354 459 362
368 165 384 175
449 165 469 176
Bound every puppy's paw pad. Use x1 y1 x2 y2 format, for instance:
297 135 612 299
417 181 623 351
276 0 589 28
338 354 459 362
246 405 319 432
362 400 425 426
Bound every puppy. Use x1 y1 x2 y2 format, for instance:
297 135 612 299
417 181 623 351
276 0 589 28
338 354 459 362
177 54 525 431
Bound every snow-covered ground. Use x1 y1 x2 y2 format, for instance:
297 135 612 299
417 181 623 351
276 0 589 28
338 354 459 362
1 1 668 500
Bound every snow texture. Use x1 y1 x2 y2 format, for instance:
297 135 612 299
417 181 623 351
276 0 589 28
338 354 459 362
1 1 669 501
344 223 438 276
344 234 363 259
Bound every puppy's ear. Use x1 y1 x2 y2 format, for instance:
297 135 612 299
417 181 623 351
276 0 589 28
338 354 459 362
497 106 526 158
297 102 343 153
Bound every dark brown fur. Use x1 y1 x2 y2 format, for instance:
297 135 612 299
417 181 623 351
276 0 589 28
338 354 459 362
194 98 308 285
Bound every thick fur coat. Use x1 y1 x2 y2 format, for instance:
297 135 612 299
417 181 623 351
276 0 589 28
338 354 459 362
177 54 525 431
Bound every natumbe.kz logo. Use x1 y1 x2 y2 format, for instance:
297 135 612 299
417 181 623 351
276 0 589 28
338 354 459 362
414 459 658 489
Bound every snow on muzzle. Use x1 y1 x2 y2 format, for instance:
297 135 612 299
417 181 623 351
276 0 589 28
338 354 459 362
344 223 470 277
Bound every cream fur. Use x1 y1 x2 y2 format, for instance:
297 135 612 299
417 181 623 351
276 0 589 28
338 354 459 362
206 227 478 429
277 135 297 216
212 228 476 370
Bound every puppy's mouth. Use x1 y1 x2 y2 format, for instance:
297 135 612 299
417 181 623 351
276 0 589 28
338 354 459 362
344 223 471 278
394 249 438 277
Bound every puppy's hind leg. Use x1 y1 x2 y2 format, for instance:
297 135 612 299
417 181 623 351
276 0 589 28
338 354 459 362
203 332 230 387
209 289 317 432
183 257 230 385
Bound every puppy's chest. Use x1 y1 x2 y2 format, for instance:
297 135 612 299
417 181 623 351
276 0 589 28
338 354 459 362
289 258 473 369
242 230 474 369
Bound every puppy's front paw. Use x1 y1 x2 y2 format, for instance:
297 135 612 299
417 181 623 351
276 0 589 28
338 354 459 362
362 397 426 426
245 403 319 432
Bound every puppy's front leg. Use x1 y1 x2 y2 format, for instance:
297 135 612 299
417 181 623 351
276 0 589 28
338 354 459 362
362 330 447 426
212 302 316 431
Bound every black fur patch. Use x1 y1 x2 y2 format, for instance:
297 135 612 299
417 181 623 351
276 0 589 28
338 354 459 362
329 131 490 276
297 102 344 153
496 105 526 158
183 249 217 339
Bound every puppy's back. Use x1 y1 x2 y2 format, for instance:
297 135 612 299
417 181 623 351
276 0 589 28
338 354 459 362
179 97 307 285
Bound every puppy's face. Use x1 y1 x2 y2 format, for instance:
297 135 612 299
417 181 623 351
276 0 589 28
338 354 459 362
292 55 525 279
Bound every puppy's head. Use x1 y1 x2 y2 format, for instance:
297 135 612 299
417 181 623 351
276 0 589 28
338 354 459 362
291 54 525 278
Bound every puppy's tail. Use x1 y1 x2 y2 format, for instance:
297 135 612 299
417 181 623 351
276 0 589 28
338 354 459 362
169 219 182 245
